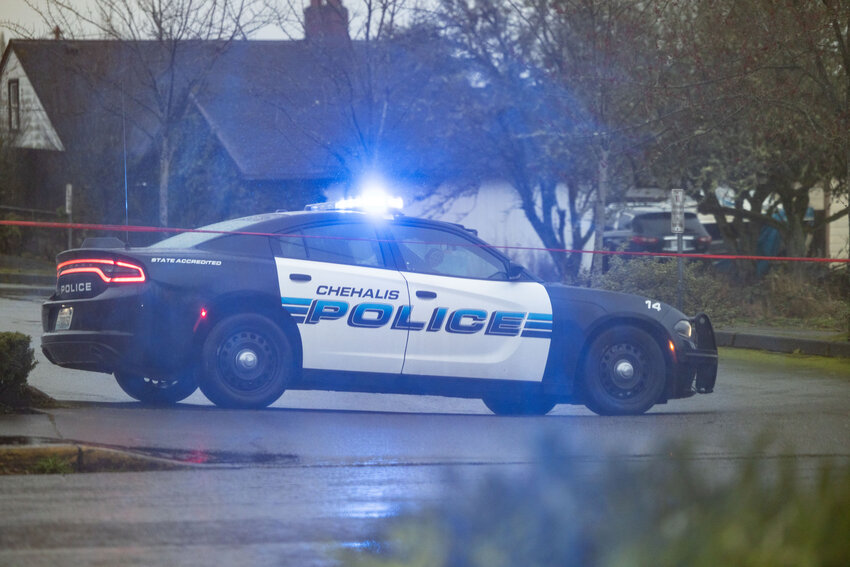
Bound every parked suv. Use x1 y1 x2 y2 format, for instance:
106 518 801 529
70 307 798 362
604 207 712 254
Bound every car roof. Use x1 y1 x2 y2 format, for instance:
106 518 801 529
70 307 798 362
201 209 477 237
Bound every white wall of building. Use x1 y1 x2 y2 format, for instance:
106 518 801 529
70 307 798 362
0 48 64 151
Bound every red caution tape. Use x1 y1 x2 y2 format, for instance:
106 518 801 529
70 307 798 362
2 219 848 263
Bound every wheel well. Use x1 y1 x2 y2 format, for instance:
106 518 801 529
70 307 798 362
191 293 303 371
574 317 673 401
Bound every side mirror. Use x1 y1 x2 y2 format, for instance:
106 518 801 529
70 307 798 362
507 262 525 281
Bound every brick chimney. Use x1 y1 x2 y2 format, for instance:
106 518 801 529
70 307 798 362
305 0 350 42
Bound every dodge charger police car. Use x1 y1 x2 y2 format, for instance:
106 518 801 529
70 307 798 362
41 203 718 415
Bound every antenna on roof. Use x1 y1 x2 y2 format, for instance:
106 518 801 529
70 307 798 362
122 81 129 246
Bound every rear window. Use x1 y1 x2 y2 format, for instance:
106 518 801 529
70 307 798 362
149 218 263 250
196 234 271 257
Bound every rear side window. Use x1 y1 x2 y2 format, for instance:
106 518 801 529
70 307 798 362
276 223 385 268
196 234 271 257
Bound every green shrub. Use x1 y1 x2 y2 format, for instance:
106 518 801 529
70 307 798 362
0 332 37 398
590 258 849 330
593 257 742 324
343 437 850 567
0 214 23 256
743 268 850 329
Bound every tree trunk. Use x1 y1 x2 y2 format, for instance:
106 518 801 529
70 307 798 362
592 144 609 276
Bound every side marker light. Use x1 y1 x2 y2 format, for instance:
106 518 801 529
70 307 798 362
194 307 209 333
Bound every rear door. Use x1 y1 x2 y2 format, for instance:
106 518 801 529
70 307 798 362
272 220 410 374
386 221 552 382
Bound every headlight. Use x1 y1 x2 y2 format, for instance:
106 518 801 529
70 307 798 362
674 320 693 339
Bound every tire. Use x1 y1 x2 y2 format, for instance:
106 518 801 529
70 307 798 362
582 326 666 416
114 370 198 405
199 313 293 409
483 395 556 416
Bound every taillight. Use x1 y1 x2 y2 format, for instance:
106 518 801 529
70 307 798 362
697 236 712 244
630 235 660 245
57 258 146 283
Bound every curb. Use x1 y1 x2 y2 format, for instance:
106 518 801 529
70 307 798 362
715 331 850 358
0 441 190 475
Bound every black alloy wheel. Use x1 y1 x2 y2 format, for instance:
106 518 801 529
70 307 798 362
582 326 666 416
199 313 293 409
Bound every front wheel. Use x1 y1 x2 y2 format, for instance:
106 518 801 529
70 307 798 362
483 395 556 416
582 327 666 416
199 314 293 409
114 370 198 405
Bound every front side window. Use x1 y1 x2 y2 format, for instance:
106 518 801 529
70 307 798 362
390 223 508 280
276 223 385 268
8 79 20 131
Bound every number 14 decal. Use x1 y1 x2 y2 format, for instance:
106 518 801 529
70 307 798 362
645 300 661 312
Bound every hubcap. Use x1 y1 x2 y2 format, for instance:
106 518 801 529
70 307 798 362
610 358 638 390
236 349 259 371
600 343 647 398
218 330 277 391
615 360 634 379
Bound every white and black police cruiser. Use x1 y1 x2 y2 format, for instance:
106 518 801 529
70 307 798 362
41 197 717 415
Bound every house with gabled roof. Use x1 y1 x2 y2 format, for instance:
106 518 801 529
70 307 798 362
0 0 469 236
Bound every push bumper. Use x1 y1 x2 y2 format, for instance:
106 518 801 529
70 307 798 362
669 313 718 399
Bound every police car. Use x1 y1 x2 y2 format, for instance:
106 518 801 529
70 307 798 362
41 199 718 415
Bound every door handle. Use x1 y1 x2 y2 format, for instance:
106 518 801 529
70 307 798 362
289 273 311 282
416 290 437 299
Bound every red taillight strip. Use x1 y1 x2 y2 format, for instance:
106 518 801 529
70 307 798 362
56 258 146 283
112 260 146 282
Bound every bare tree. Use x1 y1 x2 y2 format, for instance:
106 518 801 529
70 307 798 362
649 0 850 266
426 0 668 278
23 0 271 227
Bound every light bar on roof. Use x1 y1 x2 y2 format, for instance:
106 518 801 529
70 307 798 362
305 191 404 214
335 192 403 213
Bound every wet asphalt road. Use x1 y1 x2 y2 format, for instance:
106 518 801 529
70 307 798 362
1 294 849 566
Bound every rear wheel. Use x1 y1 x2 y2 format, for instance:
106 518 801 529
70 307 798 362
483 395 556 416
114 370 198 405
582 326 666 415
199 314 293 409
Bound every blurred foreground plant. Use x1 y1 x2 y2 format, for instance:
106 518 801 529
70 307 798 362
343 437 850 567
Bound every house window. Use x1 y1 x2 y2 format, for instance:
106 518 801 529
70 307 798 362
8 79 20 131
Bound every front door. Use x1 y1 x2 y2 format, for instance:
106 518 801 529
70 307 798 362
387 222 552 381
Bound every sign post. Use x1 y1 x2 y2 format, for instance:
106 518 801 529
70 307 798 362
671 189 684 311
